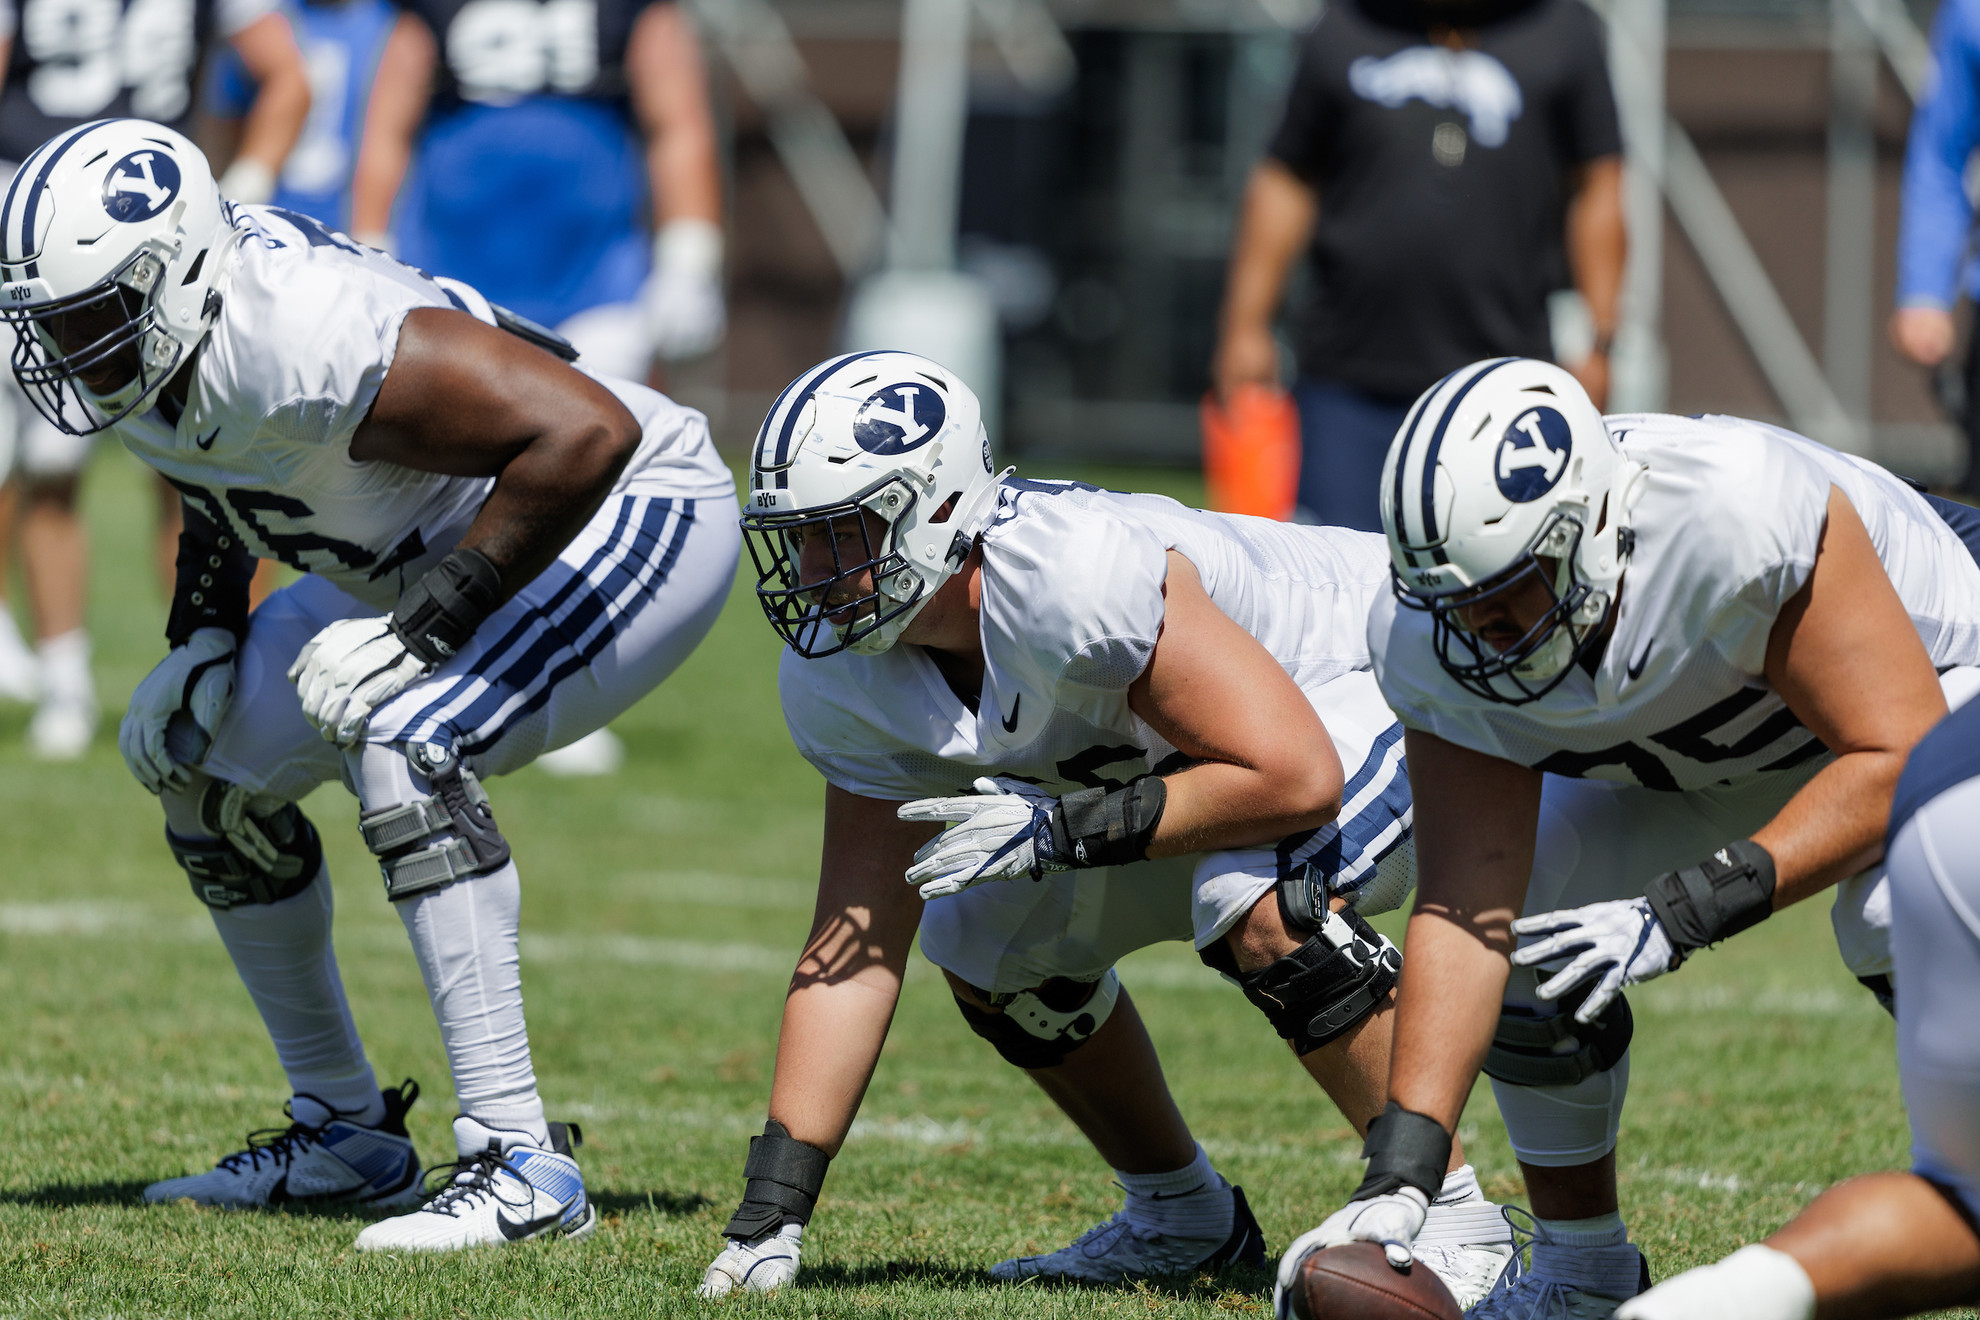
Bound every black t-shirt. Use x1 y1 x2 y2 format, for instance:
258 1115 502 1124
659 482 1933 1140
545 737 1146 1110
1268 0 1620 399
399 0 659 120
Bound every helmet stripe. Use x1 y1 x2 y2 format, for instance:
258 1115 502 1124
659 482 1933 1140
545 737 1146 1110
5 119 118 277
760 348 899 489
1389 367 1452 554
1412 357 1517 558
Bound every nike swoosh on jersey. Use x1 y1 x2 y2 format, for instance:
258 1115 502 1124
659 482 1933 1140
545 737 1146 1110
1626 639 1654 681
1000 694 1022 733
497 1197 576 1241
193 427 219 451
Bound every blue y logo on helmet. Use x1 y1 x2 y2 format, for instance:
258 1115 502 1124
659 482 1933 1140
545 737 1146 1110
853 384 945 455
102 151 181 223
1495 406 1572 502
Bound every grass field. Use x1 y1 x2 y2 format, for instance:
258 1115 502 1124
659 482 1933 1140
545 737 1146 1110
0 447 1962 1318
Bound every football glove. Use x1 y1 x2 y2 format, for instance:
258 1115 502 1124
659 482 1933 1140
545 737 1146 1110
642 219 726 361
897 776 1070 899
1273 1188 1431 1316
1511 896 1680 1023
699 1224 803 1297
120 628 237 793
289 616 429 746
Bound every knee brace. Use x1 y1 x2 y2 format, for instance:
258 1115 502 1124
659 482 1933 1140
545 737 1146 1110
953 970 1122 1069
1482 985 1634 1087
1219 906 1402 1055
167 781 323 910
358 741 511 901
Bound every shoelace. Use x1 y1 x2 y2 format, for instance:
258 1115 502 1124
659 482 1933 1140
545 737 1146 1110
1466 1208 1585 1319
417 1147 535 1220
217 1121 323 1174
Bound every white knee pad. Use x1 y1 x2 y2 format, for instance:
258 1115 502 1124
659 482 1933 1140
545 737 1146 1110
1491 1051 1631 1168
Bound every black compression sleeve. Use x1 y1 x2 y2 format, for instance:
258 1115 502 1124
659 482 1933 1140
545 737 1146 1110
722 1120 832 1241
166 500 254 647
1351 1101 1451 1201
389 547 503 666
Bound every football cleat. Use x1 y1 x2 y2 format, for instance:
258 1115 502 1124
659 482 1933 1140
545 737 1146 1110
1465 1211 1650 1319
1414 1241 1520 1311
143 1081 423 1208
699 1223 804 1296
353 1116 593 1252
989 1183 1266 1285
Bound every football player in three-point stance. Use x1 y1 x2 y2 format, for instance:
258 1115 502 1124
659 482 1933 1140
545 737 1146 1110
0 119 738 1249
1280 358 1980 1318
698 352 1516 1302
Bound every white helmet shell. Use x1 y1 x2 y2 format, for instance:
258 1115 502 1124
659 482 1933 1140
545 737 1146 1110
743 350 1006 657
1380 357 1648 703
0 118 236 434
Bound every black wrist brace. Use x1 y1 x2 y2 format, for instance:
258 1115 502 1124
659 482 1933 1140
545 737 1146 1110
166 502 255 647
1351 1101 1452 1201
1045 774 1168 869
723 1119 832 1241
390 547 503 666
1644 838 1777 957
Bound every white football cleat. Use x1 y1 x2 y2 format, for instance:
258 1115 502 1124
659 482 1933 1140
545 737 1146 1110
354 1116 593 1252
990 1184 1266 1284
1414 1241 1520 1310
143 1082 423 1208
700 1223 804 1296
28 695 94 760
1412 1177 1521 1308
534 728 624 778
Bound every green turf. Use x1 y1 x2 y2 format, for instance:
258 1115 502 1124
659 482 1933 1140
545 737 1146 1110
0 450 1964 1316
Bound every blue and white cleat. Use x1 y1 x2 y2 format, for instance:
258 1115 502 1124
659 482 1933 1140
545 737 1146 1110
143 1080 423 1208
700 1223 805 1295
989 1183 1267 1284
354 1115 594 1251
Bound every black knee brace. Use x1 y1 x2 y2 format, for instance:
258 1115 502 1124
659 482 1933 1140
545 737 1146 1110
167 782 323 910
1211 906 1402 1055
358 742 511 900
953 971 1122 1069
722 1119 831 1240
1482 984 1634 1087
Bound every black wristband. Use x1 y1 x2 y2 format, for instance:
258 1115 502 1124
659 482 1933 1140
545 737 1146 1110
722 1119 832 1241
166 501 255 647
1046 774 1167 869
390 547 503 666
1351 1101 1451 1201
1644 838 1777 954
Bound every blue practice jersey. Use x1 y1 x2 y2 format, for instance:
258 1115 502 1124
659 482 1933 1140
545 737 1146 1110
389 0 662 327
207 0 398 229
1899 0 1980 307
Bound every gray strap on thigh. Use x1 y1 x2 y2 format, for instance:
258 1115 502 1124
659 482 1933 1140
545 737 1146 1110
1482 986 1634 1087
358 742 511 901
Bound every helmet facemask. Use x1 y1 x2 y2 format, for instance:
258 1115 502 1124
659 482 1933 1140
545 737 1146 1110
4 244 191 435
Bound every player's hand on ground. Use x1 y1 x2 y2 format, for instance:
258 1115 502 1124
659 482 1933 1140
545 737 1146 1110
289 617 430 746
1273 1187 1431 1314
699 1225 802 1297
1511 896 1680 1021
120 628 238 793
898 776 1069 899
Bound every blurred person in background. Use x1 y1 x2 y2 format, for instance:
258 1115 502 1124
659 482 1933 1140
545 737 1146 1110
1893 0 1980 497
1211 0 1625 532
349 0 724 776
0 0 307 756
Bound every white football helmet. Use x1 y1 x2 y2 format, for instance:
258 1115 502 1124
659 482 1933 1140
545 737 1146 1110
743 351 1007 657
1381 357 1648 704
0 119 237 434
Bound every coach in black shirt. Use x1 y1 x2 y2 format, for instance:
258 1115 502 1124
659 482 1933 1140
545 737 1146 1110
1213 0 1624 530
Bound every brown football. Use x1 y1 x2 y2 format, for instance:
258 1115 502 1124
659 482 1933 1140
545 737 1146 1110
1288 1242 1464 1320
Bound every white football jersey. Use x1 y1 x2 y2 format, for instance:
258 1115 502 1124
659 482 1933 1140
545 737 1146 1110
782 477 1396 804
1371 412 1980 790
115 204 732 612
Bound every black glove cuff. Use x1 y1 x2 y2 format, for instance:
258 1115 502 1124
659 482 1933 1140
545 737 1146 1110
1046 774 1167 870
1644 838 1777 953
389 547 503 666
722 1119 832 1241
1351 1101 1450 1201
166 502 255 647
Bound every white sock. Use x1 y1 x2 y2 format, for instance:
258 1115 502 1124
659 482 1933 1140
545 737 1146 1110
1417 1164 1513 1247
1531 1212 1643 1298
396 861 548 1146
1615 1244 1815 1320
207 867 384 1123
0 606 31 666
1119 1144 1233 1240
35 628 92 706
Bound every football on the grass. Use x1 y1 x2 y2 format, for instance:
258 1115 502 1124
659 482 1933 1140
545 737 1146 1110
1288 1242 1464 1320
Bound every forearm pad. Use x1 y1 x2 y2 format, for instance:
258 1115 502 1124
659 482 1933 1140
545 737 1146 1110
723 1119 832 1241
166 502 255 647
1350 1101 1451 1201
390 547 503 666
1644 839 1777 955
1046 774 1167 869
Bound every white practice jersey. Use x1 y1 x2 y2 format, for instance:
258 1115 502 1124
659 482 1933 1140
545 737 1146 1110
783 480 1410 882
1371 412 1980 790
115 204 732 612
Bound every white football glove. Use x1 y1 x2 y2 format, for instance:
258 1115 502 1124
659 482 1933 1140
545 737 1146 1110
699 1224 802 1297
1511 896 1680 1022
642 219 726 361
119 628 237 794
288 616 429 746
897 776 1069 899
1273 1188 1431 1318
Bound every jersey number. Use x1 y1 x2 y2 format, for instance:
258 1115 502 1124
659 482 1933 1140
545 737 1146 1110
1531 686 1827 790
167 477 427 584
21 0 197 120
446 0 598 104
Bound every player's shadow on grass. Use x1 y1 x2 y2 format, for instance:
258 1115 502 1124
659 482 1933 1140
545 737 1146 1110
0 1180 153 1208
590 1190 710 1218
799 1259 1272 1299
